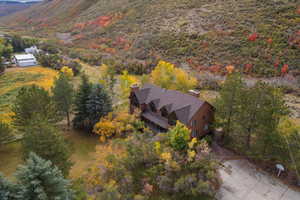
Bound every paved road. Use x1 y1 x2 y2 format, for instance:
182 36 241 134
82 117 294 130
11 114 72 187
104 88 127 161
217 159 300 200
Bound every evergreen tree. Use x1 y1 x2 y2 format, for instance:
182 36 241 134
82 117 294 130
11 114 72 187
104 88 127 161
0 173 23 200
12 85 59 132
22 120 72 176
85 84 112 131
52 73 74 127
15 153 73 200
73 74 92 130
214 73 245 140
237 82 288 150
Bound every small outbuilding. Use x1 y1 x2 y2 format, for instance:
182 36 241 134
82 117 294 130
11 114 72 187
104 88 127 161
25 46 40 55
13 54 38 67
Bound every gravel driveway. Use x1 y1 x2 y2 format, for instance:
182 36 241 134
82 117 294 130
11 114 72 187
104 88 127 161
217 159 300 200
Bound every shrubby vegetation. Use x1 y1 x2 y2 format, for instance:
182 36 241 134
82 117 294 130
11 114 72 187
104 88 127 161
67 61 82 76
10 35 38 52
168 121 191 151
37 53 63 70
86 123 220 200
0 38 13 73
93 111 144 142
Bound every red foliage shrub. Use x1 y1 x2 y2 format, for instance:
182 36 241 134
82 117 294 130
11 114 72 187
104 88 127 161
248 33 259 41
74 23 86 29
104 48 116 54
209 65 222 73
288 30 300 47
244 63 253 73
267 38 273 44
93 16 112 27
89 43 101 49
186 58 194 66
123 44 131 51
281 64 289 76
73 34 85 40
274 60 280 68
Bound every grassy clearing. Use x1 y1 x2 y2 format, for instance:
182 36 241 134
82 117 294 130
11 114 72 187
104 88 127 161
0 129 99 180
66 129 99 179
0 142 23 180
0 67 58 123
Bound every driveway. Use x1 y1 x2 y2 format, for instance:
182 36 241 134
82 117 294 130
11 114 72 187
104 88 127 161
217 159 300 200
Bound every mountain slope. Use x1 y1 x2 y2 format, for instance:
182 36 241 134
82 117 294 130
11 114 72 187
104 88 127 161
0 1 40 17
1 0 299 76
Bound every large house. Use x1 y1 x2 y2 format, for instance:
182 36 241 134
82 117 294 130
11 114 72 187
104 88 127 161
129 84 215 137
13 54 38 67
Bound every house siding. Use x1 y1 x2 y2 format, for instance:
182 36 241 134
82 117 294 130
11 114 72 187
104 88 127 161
187 102 214 137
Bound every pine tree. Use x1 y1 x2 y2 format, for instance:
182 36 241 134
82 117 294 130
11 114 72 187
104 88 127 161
214 73 245 140
237 82 288 150
85 84 112 131
73 74 92 129
52 73 74 127
15 153 73 200
0 173 23 200
22 119 72 176
12 85 59 132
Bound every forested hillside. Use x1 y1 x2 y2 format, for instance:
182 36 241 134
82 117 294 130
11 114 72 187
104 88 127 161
4 0 300 76
1 0 299 77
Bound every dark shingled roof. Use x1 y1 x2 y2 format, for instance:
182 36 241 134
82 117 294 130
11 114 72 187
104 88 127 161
133 84 206 124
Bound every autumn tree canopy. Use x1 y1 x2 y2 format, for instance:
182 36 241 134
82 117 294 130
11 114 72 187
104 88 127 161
150 61 197 92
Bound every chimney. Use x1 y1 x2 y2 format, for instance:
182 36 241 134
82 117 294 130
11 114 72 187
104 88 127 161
188 89 200 98
130 84 140 93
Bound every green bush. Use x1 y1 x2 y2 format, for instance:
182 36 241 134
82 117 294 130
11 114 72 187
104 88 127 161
37 53 63 70
168 121 191 151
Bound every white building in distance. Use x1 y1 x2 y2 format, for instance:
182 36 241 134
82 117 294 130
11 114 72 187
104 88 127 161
13 54 38 67
25 46 40 55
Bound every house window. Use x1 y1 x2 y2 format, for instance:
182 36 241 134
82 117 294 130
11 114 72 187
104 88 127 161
203 115 206 120
204 124 208 131
161 107 168 118
192 130 198 137
150 102 156 112
191 120 197 127
168 113 177 126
